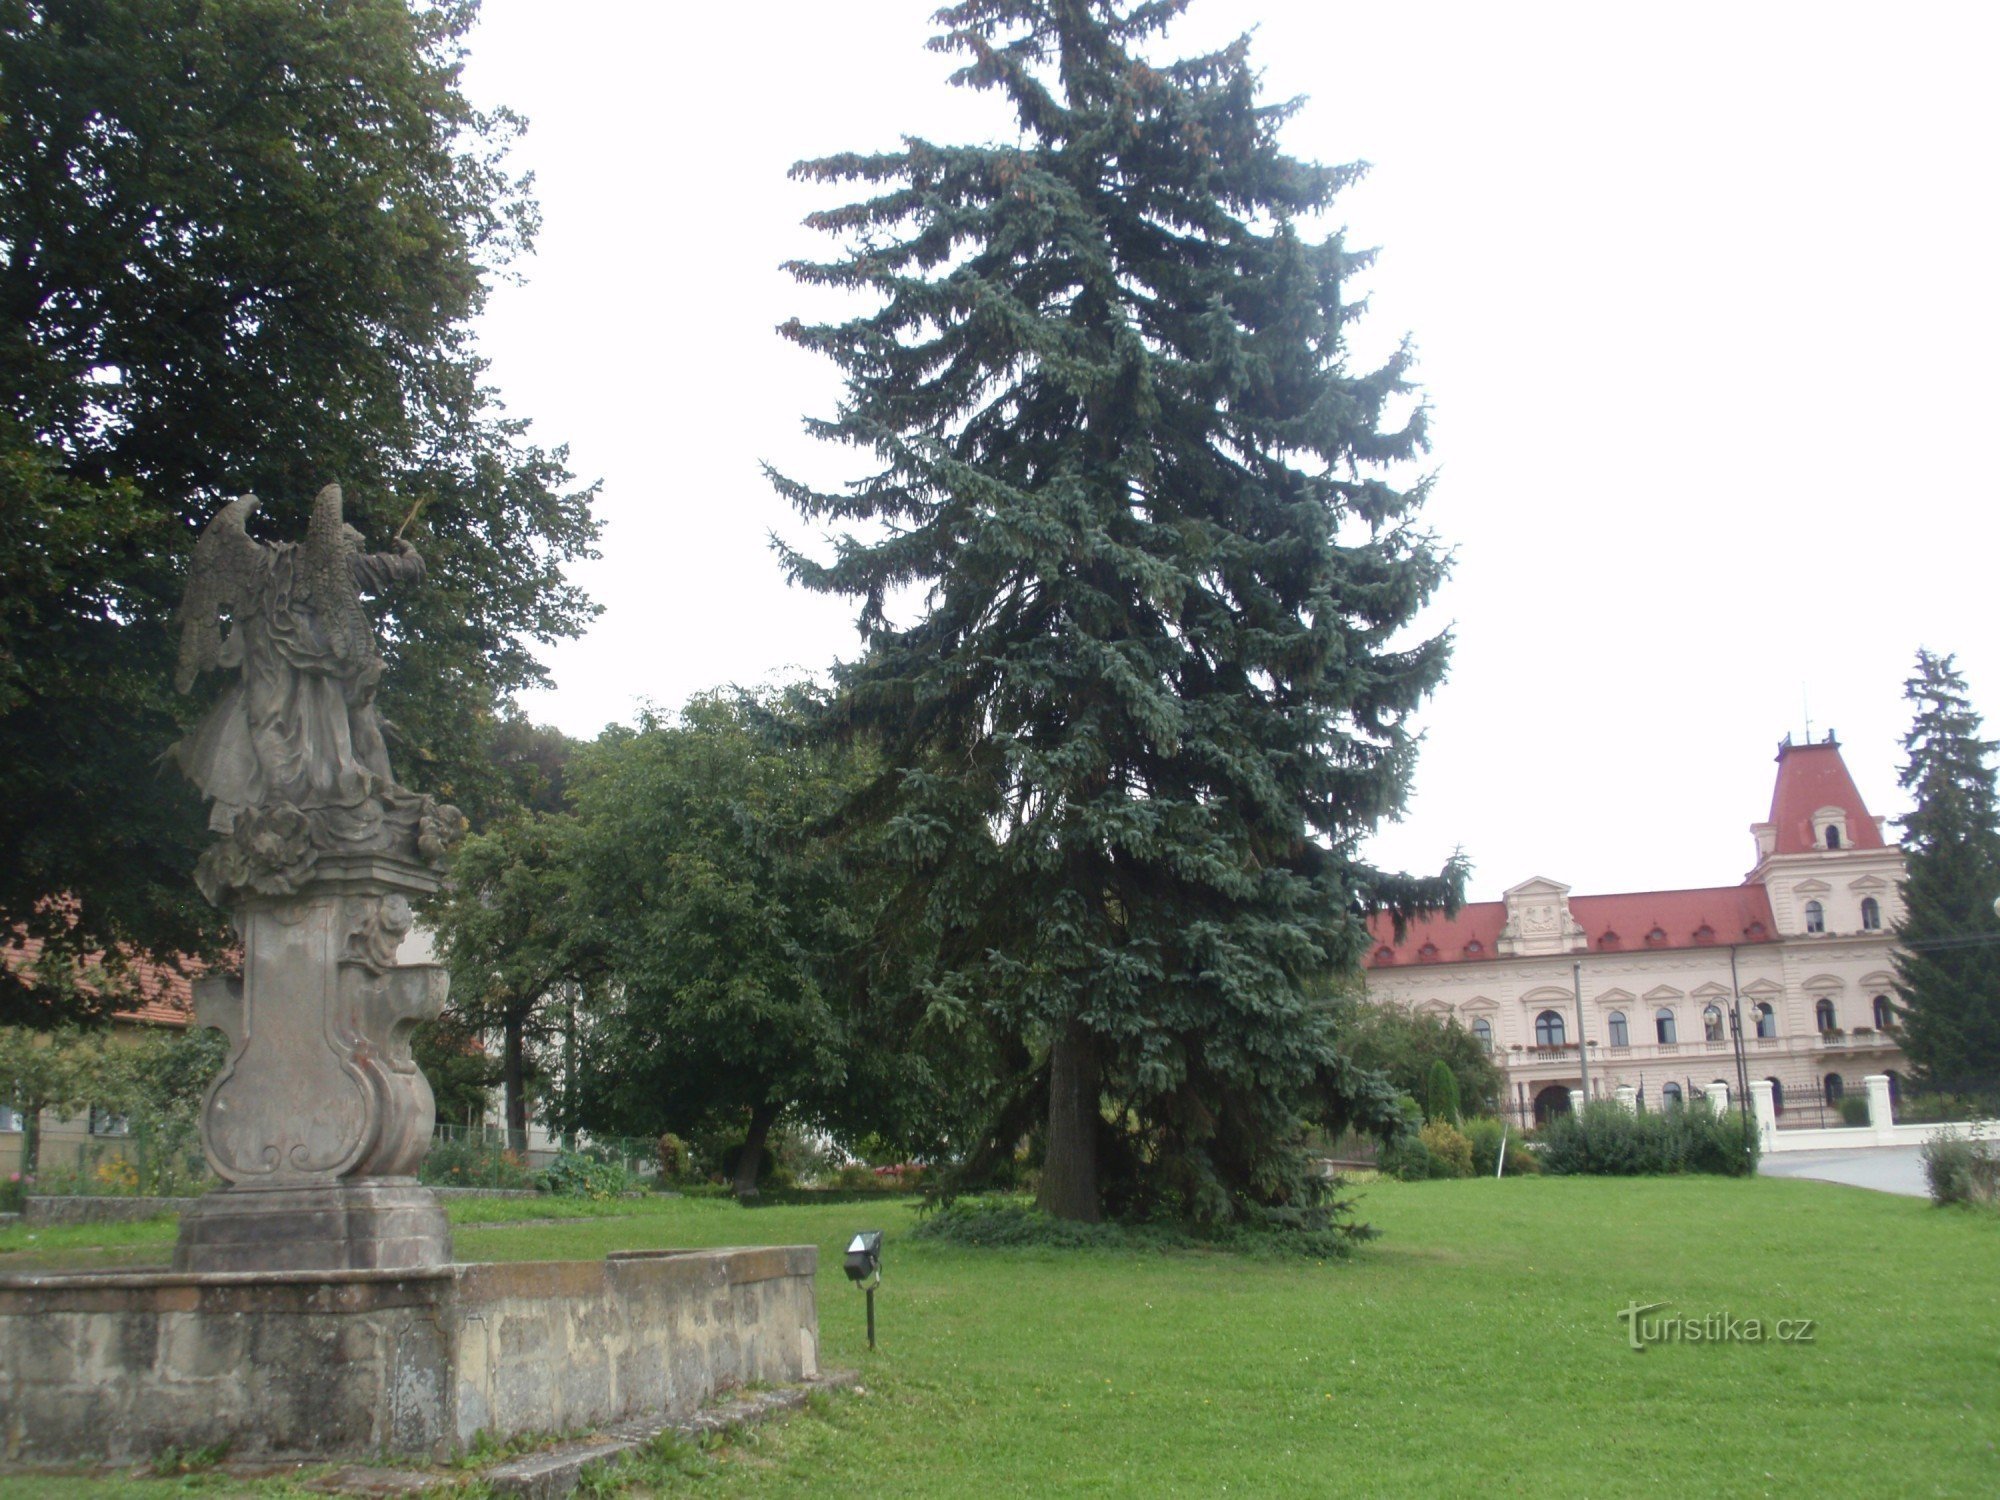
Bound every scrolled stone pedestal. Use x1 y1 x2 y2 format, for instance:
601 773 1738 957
172 853 453 1275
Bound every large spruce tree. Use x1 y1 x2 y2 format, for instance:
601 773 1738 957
0 1 599 1021
773 0 1459 1225
1892 651 2000 1096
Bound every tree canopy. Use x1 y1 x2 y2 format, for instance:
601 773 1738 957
0 0 599 1022
1892 650 2000 1096
773 0 1460 1225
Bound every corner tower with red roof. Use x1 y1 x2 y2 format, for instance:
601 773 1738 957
1364 733 1909 1127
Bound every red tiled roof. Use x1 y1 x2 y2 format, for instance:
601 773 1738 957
1367 884 1778 968
5 933 195 1027
1766 740 1884 854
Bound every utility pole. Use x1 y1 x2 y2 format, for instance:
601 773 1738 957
1572 959 1590 1102
1728 946 1752 1129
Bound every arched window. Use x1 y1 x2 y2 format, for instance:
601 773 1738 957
1825 825 1841 849
1873 994 1893 1029
1662 1082 1684 1108
1651 1008 1673 1044
1860 897 1881 930
1886 1070 1902 1103
1815 998 1837 1032
1607 1011 1629 1048
1824 1073 1844 1105
1535 1010 1566 1048
1532 1085 1572 1125
1804 900 1825 934
1703 1005 1724 1043
1472 1017 1493 1052
1767 1077 1785 1116
1755 1003 1777 1039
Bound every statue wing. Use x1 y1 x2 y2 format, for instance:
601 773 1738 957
174 496 265 694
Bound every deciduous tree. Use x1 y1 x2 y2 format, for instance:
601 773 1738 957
0 0 599 1021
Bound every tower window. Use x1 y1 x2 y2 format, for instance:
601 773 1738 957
1873 994 1893 1029
1860 897 1881 930
1825 825 1841 849
1804 900 1825 934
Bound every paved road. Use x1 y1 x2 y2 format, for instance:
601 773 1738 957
1759 1145 1929 1197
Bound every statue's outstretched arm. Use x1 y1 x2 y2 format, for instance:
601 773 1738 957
353 539 425 593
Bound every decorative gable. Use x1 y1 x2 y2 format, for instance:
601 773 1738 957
1497 877 1588 958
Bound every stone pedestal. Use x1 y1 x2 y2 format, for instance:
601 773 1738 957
174 854 452 1275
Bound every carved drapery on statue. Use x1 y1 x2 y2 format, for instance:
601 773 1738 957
168 483 460 1274
172 483 463 906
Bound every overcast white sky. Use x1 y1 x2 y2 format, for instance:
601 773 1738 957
462 0 1999 903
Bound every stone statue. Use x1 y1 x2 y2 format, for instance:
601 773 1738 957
167 483 461 1273
172 482 461 906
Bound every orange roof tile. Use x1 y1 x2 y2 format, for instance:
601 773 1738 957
1766 740 1884 854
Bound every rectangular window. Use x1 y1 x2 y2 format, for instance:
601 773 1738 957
88 1107 130 1138
0 1101 21 1133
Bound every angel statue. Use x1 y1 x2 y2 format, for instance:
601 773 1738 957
171 483 461 905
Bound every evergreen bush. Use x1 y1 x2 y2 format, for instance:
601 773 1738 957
1539 1099 1757 1177
1425 1060 1462 1125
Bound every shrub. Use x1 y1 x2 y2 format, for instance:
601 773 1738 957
1418 1120 1474 1178
1461 1117 1539 1176
1425 1060 1461 1125
1921 1126 2000 1209
1376 1096 1435 1181
0 1172 26 1213
1539 1099 1757 1177
539 1151 635 1200
1838 1096 1871 1127
912 1194 1372 1260
420 1136 536 1190
655 1133 690 1182
1898 1091 2000 1125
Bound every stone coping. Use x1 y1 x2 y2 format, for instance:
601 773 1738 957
0 1245 815 1297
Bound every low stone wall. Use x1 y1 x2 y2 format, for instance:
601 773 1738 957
22 1196 195 1227
17 1185 538 1229
0 1245 819 1465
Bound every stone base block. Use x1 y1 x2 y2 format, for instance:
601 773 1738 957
0 1245 820 1465
172 1178 452 1274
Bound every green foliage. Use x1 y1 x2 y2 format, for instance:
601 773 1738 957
1838 1096 1871 1127
1333 998 1504 1126
0 1172 23 1212
912 1193 1374 1260
1416 1120 1473 1178
0 0 600 1020
1425 1059 1461 1125
538 1151 635 1201
1897 1088 2000 1123
549 687 946 1178
1537 1099 1758 1178
655 1133 691 1182
420 1136 535 1191
1460 1117 1538 1176
774 0 1461 1227
1892 651 2000 1094
1920 1125 2000 1209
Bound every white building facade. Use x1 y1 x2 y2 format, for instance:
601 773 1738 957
1365 735 1909 1127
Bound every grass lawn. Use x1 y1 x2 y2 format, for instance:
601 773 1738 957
2 1177 1995 1496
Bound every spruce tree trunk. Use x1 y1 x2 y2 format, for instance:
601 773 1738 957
502 1017 528 1154
734 1100 779 1204
1037 1018 1102 1222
